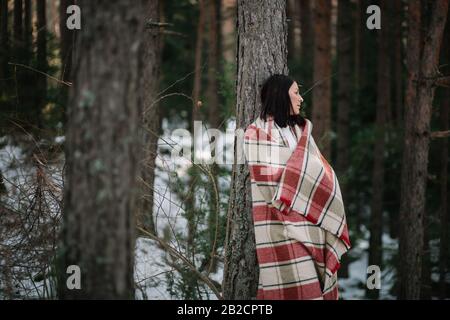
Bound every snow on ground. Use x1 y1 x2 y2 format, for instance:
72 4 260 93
339 224 397 300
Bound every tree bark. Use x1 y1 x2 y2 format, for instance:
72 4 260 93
367 0 391 300
287 0 300 62
185 0 206 262
398 0 449 300
207 0 220 129
36 0 47 130
438 5 449 299
59 0 75 83
336 0 353 280
299 0 313 90
13 0 22 50
393 0 404 128
206 0 220 273
312 0 332 159
223 0 288 299
0 0 9 81
23 0 31 64
220 0 236 65
137 0 162 236
59 0 148 299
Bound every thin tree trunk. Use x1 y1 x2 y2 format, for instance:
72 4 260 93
0 0 9 81
23 0 31 64
185 0 205 262
336 0 353 280
206 0 220 273
367 0 390 300
223 0 288 299
358 0 369 98
393 0 404 128
353 0 360 99
220 0 236 65
312 0 332 159
299 0 313 90
287 0 300 62
59 0 147 299
49 0 59 36
59 0 75 83
13 0 22 51
438 7 450 299
207 0 220 130
36 0 47 130
398 0 448 300
137 0 162 236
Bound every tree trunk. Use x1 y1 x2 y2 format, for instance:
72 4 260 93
220 0 236 65
23 0 31 64
36 0 47 130
367 0 390 300
59 0 75 83
0 0 9 81
312 0 331 159
206 0 220 273
287 0 300 62
299 0 313 91
353 0 360 99
207 0 220 129
13 0 22 51
393 0 404 128
137 0 162 236
336 0 353 280
59 0 147 299
185 0 205 262
48 0 59 36
438 6 449 299
398 0 448 300
223 0 288 299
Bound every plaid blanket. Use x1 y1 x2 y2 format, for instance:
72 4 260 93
243 115 351 300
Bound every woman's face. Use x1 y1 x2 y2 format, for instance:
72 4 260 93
288 82 304 115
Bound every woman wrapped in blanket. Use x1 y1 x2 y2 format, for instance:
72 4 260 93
243 74 351 300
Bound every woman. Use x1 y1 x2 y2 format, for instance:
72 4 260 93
243 74 351 300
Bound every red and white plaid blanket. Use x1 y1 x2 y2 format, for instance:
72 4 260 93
243 115 351 300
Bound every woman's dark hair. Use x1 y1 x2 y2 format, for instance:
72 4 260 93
260 74 305 128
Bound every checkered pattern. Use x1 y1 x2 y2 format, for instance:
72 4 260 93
243 115 351 300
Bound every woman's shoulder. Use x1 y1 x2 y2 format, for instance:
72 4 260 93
244 116 271 141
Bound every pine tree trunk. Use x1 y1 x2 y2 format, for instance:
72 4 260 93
36 0 47 130
312 0 331 159
49 0 59 36
287 0 300 62
59 0 147 299
223 0 288 299
23 0 31 64
206 0 220 273
336 0 353 280
398 0 448 300
393 0 404 128
367 0 390 300
59 0 75 83
185 0 205 261
0 0 9 81
137 0 162 236
438 7 449 299
220 0 236 65
299 0 313 90
13 0 22 51
207 0 220 129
